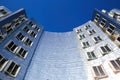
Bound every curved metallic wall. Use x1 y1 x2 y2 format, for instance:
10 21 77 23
25 31 87 80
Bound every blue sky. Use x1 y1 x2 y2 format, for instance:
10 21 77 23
0 0 120 32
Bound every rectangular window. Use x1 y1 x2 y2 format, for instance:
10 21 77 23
3 23 12 33
5 41 18 53
16 47 28 59
82 41 90 48
85 25 91 30
16 33 25 41
19 15 27 22
76 28 82 34
30 31 37 38
3 60 21 77
32 25 40 32
93 36 102 43
94 14 100 22
0 54 8 71
88 29 96 35
92 65 108 79
79 34 85 40
100 45 111 55
13 18 20 27
23 26 31 34
99 18 106 27
86 51 97 60
24 37 33 46
107 24 116 35
109 58 120 73
28 21 34 26
0 9 7 15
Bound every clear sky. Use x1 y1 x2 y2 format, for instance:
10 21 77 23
0 0 120 32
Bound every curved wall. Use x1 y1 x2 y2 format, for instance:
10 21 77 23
25 31 88 80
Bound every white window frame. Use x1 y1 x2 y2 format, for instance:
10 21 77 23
100 45 111 55
0 54 8 71
24 37 33 47
106 23 116 35
79 34 85 40
5 41 18 53
93 36 102 43
109 58 120 73
16 46 28 59
88 29 96 35
3 60 21 78
86 51 97 60
99 18 106 28
81 41 90 48
92 65 108 80
23 26 31 34
16 32 25 42
29 31 37 38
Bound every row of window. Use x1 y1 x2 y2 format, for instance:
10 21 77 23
27 21 40 32
23 26 37 38
80 35 102 46
2 15 27 34
86 44 111 61
92 58 120 79
5 41 28 59
0 54 20 78
16 32 33 47
94 13 116 35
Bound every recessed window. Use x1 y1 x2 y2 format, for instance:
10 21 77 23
19 15 27 22
0 54 8 71
86 51 97 60
85 25 91 30
82 41 90 48
94 14 100 22
92 65 108 79
3 23 12 33
16 47 28 59
76 28 82 34
107 24 116 35
28 21 34 26
3 60 21 77
88 29 96 35
117 37 120 42
100 18 106 27
24 37 33 46
100 45 111 55
79 34 85 40
5 41 18 53
30 31 37 38
16 33 25 41
109 58 120 73
13 18 20 27
23 26 30 34
93 36 102 43
32 25 40 32
0 9 7 15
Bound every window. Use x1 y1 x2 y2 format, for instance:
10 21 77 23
3 23 12 33
0 9 7 15
23 26 30 34
79 34 85 40
92 65 108 80
107 24 116 35
86 51 97 60
5 41 18 53
94 14 100 22
117 37 120 42
85 25 91 30
16 33 25 41
82 41 90 48
3 60 21 77
109 58 120 73
29 31 37 38
24 37 33 46
76 28 82 34
0 54 8 71
100 45 111 55
28 21 34 26
88 29 96 35
13 18 20 27
16 47 28 59
93 36 102 43
99 18 106 27
32 25 40 32
19 15 26 22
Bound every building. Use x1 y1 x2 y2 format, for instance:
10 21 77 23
0 6 120 80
